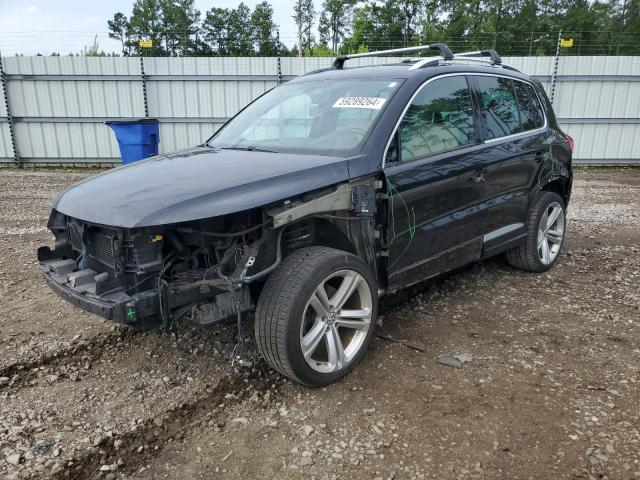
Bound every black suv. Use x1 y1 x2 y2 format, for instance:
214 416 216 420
38 44 573 386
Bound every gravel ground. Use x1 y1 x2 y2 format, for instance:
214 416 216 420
0 167 638 480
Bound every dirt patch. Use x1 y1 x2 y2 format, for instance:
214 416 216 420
1 167 639 479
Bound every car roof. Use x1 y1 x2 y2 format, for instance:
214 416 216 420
289 61 535 85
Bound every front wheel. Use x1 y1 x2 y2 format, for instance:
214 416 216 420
506 191 567 272
254 247 377 387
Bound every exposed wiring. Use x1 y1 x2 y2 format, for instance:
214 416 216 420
386 178 417 268
125 273 157 293
228 283 246 365
217 263 246 365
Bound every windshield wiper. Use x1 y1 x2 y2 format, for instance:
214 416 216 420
220 146 277 153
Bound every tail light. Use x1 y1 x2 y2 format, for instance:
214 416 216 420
565 133 574 153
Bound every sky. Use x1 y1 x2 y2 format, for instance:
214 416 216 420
0 0 305 56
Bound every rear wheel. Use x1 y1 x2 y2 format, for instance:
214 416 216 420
506 191 566 272
254 247 377 387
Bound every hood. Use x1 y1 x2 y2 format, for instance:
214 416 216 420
53 147 354 228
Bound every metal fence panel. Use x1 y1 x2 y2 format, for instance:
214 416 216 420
553 81 640 118
13 122 120 164
0 124 12 162
0 55 638 166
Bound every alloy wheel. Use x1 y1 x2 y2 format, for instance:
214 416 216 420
300 269 373 373
537 201 565 265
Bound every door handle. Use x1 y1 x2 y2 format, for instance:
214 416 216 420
534 150 545 163
470 168 486 183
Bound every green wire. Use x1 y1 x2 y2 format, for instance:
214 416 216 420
386 178 417 268
386 179 416 239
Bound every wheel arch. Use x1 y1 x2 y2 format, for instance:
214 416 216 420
277 215 380 289
541 177 570 204
282 217 357 255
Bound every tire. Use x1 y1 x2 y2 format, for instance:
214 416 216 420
254 246 378 387
506 191 567 272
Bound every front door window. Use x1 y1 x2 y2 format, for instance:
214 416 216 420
398 76 476 162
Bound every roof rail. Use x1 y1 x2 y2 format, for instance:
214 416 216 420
333 43 454 69
409 48 506 70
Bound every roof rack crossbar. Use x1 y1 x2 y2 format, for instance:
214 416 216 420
409 48 506 70
332 43 454 69
454 49 502 64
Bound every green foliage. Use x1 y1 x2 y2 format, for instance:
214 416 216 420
201 7 229 55
293 0 316 56
305 43 334 56
107 12 129 55
160 0 201 56
126 0 166 56
251 2 278 56
109 0 640 57
319 0 358 52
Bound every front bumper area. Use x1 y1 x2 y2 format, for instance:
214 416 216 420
40 258 159 325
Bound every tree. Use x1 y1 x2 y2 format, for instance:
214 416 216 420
306 43 334 56
251 1 278 55
293 0 316 56
399 0 421 46
108 0 640 57
202 7 230 55
319 0 357 53
341 1 404 52
159 0 201 56
227 3 254 55
108 12 129 55
84 35 108 57
127 0 166 55
318 11 331 47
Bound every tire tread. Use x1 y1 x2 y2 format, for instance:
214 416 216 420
506 191 565 272
255 246 375 386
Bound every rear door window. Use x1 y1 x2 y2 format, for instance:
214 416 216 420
475 76 520 139
398 76 476 162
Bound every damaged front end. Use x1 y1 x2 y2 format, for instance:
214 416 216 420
37 180 380 330
37 207 279 330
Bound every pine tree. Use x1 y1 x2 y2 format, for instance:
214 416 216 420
127 0 166 55
202 7 230 55
319 0 357 53
293 0 316 56
251 2 278 56
107 13 129 55
227 3 253 55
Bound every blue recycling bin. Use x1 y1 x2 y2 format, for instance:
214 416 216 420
105 118 159 164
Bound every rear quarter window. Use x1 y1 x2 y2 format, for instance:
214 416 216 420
514 82 545 131
475 76 520 139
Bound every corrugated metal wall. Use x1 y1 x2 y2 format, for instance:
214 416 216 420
0 55 638 166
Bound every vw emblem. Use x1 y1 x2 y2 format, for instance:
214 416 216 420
325 311 337 325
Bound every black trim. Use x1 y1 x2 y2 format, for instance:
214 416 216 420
42 271 121 321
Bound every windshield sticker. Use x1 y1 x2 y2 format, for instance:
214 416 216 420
332 97 387 110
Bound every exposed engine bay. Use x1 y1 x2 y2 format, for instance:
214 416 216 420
37 181 380 331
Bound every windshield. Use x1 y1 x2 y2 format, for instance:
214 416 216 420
208 78 403 156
